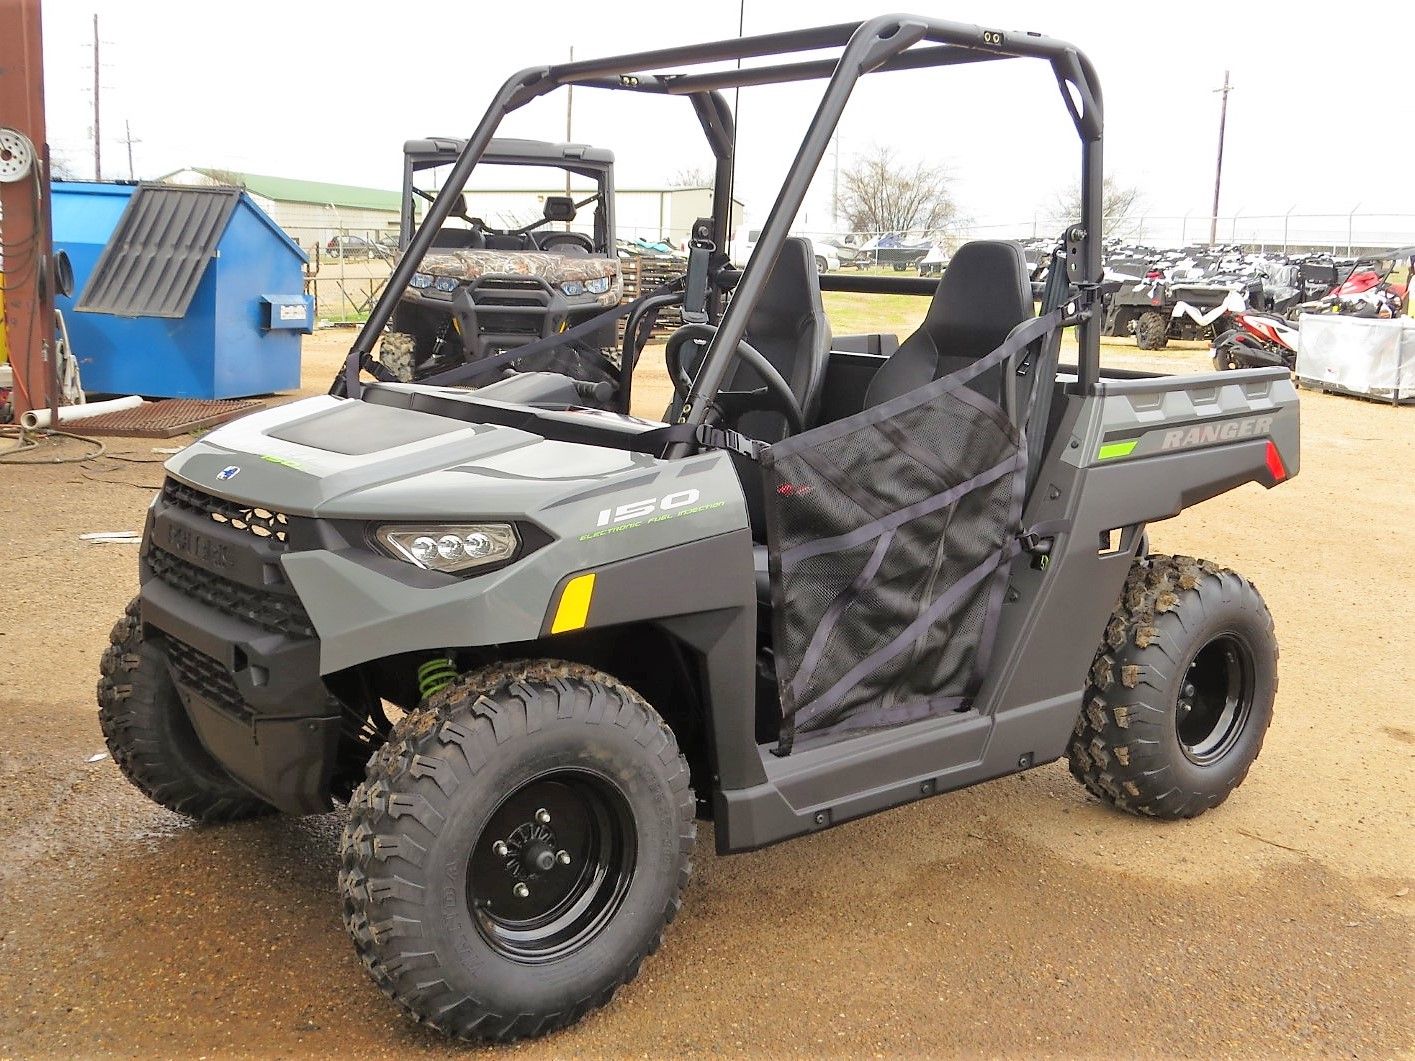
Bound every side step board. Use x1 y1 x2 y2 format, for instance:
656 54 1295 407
713 691 1078 853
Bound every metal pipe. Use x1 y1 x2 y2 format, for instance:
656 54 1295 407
21 394 142 431
653 43 1004 95
548 22 867 82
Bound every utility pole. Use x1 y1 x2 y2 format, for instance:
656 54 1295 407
1208 70 1232 246
121 119 140 180
92 13 102 179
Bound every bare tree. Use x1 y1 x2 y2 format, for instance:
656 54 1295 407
1050 176 1143 237
49 151 78 180
836 145 959 237
667 166 713 188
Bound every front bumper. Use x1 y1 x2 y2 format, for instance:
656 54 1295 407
139 480 347 814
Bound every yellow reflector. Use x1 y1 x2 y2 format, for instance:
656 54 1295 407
551 572 596 633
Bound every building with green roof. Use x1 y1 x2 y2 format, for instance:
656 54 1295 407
161 167 400 252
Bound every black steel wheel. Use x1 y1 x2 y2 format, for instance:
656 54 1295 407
468 770 637 963
1068 554 1277 819
340 660 695 1042
1175 634 1255 766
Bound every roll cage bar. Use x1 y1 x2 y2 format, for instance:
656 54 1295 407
340 15 1105 444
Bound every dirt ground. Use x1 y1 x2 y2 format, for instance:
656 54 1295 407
0 329 1411 1059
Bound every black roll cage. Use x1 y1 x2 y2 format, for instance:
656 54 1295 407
342 15 1105 446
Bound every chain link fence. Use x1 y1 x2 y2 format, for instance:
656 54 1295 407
287 213 1415 326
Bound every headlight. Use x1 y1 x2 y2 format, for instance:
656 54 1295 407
375 523 520 574
561 279 586 297
433 275 459 293
585 275 611 295
409 272 434 289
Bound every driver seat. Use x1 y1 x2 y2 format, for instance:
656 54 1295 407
709 238 830 543
726 236 832 444
719 237 830 599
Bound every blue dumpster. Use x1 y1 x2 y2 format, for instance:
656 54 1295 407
53 180 310 398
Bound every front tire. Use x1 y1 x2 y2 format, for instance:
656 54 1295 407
1135 310 1170 350
1067 555 1277 819
97 597 274 822
340 660 695 1042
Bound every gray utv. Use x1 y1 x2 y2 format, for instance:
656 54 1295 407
99 16 1298 1043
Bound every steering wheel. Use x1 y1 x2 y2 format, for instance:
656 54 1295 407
538 231 595 254
664 323 805 436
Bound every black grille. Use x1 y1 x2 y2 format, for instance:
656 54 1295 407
147 546 316 638
479 312 543 336
479 277 545 291
166 636 252 723
163 478 291 545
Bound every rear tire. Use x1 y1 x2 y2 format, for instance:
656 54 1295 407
340 660 695 1041
97 597 274 822
1212 332 1243 371
1135 310 1169 350
1067 555 1277 819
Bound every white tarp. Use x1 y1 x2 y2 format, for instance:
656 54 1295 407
1296 315 1415 403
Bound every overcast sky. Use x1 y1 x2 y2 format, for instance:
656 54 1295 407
37 0 1415 241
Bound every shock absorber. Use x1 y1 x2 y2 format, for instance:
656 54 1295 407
417 656 459 701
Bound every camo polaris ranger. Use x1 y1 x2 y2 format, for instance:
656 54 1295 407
379 138 625 401
100 16 1298 1043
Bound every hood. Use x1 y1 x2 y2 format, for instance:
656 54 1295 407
165 395 658 520
420 249 620 286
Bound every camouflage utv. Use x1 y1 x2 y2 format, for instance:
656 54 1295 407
380 138 626 401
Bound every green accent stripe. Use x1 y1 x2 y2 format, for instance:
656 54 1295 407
1097 439 1138 461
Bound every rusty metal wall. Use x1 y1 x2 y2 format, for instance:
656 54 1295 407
0 0 54 422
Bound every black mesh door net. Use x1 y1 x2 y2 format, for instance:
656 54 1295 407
761 311 1061 749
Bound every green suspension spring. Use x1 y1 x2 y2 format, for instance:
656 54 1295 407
417 656 458 700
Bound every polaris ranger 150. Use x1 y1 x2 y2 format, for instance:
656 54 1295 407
100 16 1298 1043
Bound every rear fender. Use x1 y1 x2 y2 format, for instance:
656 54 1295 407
1065 367 1298 526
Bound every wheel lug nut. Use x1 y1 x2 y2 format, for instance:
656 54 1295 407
1182 683 1195 698
513 883 529 899
535 808 551 825
557 850 571 865
492 840 508 857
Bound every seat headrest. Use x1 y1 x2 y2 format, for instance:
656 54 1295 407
751 236 823 329
924 240 1033 342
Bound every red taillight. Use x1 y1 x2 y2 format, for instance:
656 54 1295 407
1264 440 1287 482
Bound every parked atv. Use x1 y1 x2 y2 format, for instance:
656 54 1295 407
100 16 1298 1044
1294 248 1413 319
1104 271 1262 349
380 138 627 403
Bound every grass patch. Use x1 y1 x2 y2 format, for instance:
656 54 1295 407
821 290 929 339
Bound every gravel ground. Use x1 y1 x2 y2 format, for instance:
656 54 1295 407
0 333 1411 1058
